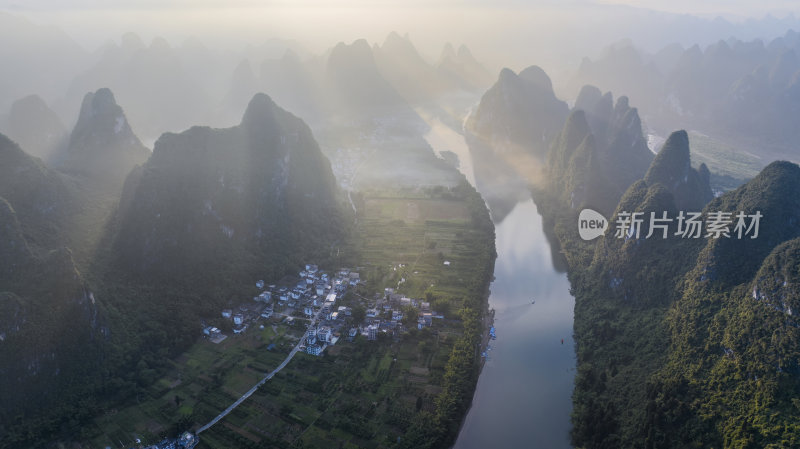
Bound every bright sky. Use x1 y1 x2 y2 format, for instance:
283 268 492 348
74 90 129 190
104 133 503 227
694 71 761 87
599 0 800 19
3 0 798 15
2 0 798 71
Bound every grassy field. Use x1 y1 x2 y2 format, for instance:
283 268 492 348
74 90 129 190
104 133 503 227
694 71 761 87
357 193 479 299
81 184 494 449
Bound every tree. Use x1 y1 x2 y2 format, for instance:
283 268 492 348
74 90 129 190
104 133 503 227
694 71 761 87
402 306 418 328
351 305 366 324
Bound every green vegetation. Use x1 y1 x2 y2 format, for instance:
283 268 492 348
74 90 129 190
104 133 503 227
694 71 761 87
198 181 495 449
79 322 301 446
545 98 656 217
0 94 355 448
0 85 496 449
114 93 350 286
536 148 800 448
0 135 114 448
644 130 712 211
5 180 494 449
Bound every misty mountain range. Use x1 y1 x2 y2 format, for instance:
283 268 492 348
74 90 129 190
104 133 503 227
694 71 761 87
465 63 659 222
0 16 492 442
3 5 800 447
0 12 492 150
0 87 353 444
568 29 800 163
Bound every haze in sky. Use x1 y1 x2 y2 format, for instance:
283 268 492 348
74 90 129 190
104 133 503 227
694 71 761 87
2 0 799 140
3 2 800 449
601 0 800 18
2 0 799 70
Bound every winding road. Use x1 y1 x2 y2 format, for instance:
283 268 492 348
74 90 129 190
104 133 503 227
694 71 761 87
197 307 324 435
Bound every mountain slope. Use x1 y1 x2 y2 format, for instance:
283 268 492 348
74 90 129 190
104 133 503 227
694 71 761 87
690 161 800 289
4 94 68 161
544 90 655 216
644 130 713 211
570 30 800 162
114 93 348 286
56 88 150 186
465 66 570 221
535 142 800 447
573 86 654 194
326 39 413 117
437 43 493 92
1 92 353 447
645 161 800 448
259 50 328 123
0 136 104 446
468 66 569 158
546 110 614 212
374 32 448 104
63 34 211 141
0 133 71 250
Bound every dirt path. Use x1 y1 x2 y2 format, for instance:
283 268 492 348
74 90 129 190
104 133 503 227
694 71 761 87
196 308 323 435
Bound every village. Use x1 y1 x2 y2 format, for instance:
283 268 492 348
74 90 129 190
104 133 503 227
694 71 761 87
203 263 444 358
87 186 492 449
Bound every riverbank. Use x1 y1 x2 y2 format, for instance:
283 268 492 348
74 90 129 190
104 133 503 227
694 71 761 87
419 116 578 449
452 296 495 442
452 198 576 449
81 184 497 449
479 306 496 366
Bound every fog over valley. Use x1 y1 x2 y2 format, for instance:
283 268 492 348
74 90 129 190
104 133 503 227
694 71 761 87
3 2 800 448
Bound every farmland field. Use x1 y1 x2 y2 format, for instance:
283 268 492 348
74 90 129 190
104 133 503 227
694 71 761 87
81 182 495 449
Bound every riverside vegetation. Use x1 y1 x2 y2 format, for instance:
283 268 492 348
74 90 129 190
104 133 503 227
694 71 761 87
536 121 800 448
465 59 800 447
0 90 495 449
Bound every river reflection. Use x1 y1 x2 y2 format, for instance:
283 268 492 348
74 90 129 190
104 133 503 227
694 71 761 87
423 117 576 449
453 198 576 449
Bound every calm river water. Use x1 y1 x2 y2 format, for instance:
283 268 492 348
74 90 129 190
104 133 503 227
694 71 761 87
424 120 576 449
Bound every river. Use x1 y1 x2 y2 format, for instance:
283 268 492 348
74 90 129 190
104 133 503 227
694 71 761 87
424 120 577 449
